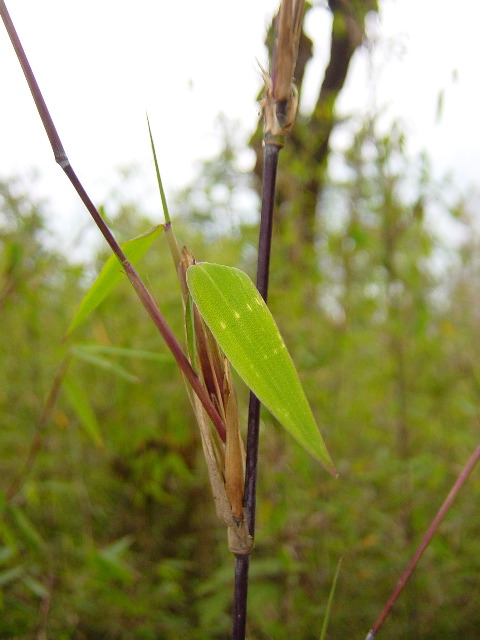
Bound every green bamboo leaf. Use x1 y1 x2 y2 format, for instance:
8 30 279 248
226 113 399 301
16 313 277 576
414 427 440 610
64 225 162 338
71 346 140 383
8 505 45 550
100 535 134 560
147 115 171 224
0 545 16 565
21 575 49 598
147 116 183 269
92 536 134 584
62 376 104 448
72 343 172 364
186 262 336 475
0 565 24 587
185 295 198 370
320 558 342 640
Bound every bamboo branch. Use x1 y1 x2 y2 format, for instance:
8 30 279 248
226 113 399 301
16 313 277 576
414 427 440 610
0 0 227 442
365 445 480 639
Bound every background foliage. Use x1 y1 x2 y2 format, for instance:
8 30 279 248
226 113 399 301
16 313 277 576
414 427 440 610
1 112 480 638
1 4 480 638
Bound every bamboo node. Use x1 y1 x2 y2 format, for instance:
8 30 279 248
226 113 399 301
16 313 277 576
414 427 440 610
260 65 298 142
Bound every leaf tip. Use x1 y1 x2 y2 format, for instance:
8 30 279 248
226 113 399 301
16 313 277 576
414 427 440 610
319 454 338 479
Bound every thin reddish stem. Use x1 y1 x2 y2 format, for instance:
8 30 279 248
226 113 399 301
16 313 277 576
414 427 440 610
0 0 227 443
366 445 480 639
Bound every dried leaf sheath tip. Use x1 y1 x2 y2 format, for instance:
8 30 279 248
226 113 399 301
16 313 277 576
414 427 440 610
273 0 305 102
261 0 305 141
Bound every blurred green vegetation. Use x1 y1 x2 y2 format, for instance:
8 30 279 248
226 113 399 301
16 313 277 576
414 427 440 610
1 114 480 640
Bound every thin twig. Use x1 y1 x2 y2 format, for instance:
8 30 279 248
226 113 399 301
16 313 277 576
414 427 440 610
366 445 480 639
6 356 72 501
34 573 56 640
0 0 227 442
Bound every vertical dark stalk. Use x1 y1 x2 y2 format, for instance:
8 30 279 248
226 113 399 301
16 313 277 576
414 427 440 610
255 144 280 302
245 143 280 532
232 1 304 635
232 143 280 640
232 553 251 639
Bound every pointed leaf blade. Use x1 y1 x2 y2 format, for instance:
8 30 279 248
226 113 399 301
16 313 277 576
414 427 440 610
64 225 162 339
72 344 172 364
63 376 104 448
186 262 336 475
8 505 46 550
71 346 140 383
320 557 343 640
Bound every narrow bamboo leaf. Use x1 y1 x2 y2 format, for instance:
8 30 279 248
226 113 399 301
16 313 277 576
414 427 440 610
62 377 104 448
320 558 342 640
0 565 24 587
147 116 183 271
21 575 50 598
185 295 198 369
71 347 140 383
100 535 134 560
8 505 45 549
147 115 171 224
0 545 16 565
186 262 336 475
64 225 162 338
92 536 134 584
73 344 173 363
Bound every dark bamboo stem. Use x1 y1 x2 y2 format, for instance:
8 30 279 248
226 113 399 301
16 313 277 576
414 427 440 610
232 143 280 640
365 445 480 640
231 3 303 633
244 143 280 534
0 0 227 442
232 553 250 639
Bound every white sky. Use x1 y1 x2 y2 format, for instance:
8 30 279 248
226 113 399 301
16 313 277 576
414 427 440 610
1 0 480 247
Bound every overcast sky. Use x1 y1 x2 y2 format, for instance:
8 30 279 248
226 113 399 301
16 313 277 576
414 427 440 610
1 0 480 246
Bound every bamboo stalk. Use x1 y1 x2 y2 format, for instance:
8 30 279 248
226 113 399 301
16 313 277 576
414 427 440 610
232 142 280 640
232 2 304 638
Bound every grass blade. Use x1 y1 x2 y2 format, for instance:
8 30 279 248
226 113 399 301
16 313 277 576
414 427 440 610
62 376 104 448
71 344 172 363
70 347 140 383
320 558 342 640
